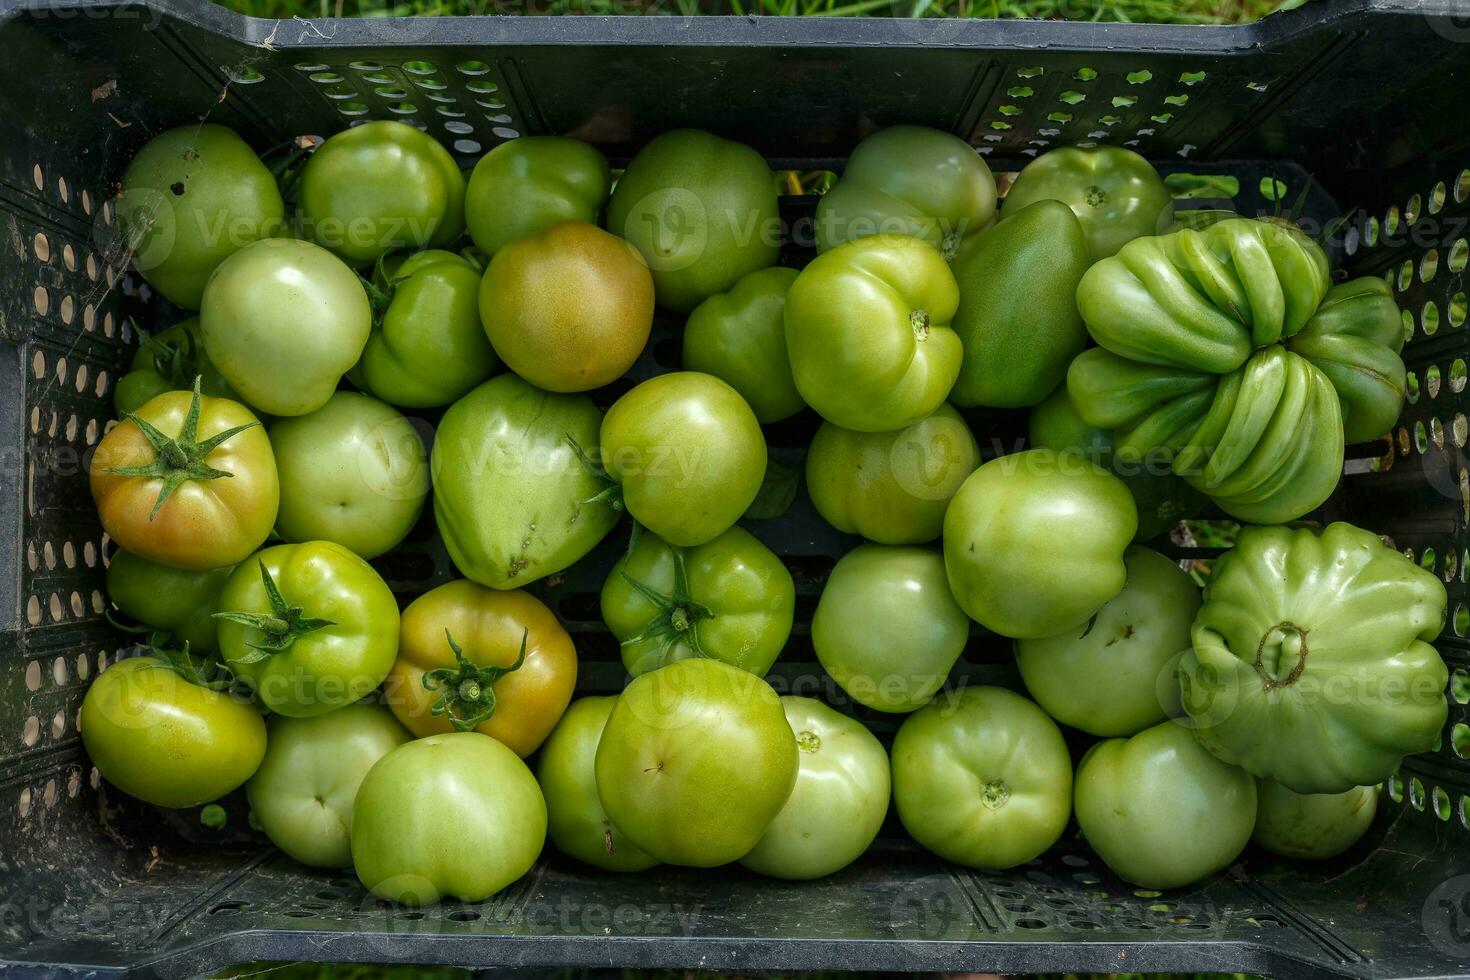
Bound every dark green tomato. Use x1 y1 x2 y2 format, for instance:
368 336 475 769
601 525 795 678
815 125 997 256
246 704 411 868
606 129 780 312
465 136 612 256
892 687 1072 869
1252 779 1377 860
681 266 804 423
114 318 237 417
80 656 267 809
594 659 798 867
298 121 466 267
350 250 498 409
1027 386 1205 542
433 374 618 589
269 392 429 560
812 544 970 713
537 696 659 872
1074 721 1256 889
119 124 285 310
1004 146 1173 262
806 404 979 545
1015 546 1200 737
740 697 890 880
106 548 233 654
949 200 1090 408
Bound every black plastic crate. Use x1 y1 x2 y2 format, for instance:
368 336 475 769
3 0 1470 975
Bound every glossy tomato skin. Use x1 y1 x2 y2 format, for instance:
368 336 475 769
606 129 780 312
119 124 285 310
106 549 233 654
1016 546 1200 737
785 234 962 432
246 704 411 868
269 392 428 559
1004 146 1173 262
350 250 497 409
351 732 547 906
217 541 400 717
892 687 1072 869
682 266 804 424
465 136 612 256
114 318 237 417
200 238 371 417
1252 779 1377 860
479 221 654 392
90 389 278 571
943 449 1136 639
537 696 659 872
594 659 798 867
740 697 890 880
1074 721 1257 889
297 120 466 266
386 580 576 757
601 525 794 678
807 403 979 545
80 656 266 808
600 372 766 547
813 544 969 713
815 125 996 256
432 374 618 589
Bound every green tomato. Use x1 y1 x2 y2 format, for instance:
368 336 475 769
949 200 1090 408
1003 146 1173 262
114 318 238 417
465 136 612 256
350 249 498 409
606 129 780 312
537 696 659 872
786 234 962 432
813 544 969 713
740 697 890 880
943 449 1136 639
200 238 371 417
297 120 466 266
118 124 285 310
80 656 266 808
681 266 804 423
1252 779 1377 860
216 541 400 717
432 374 618 589
1016 546 1200 737
106 548 233 654
269 392 428 560
594 659 798 867
814 125 997 256
807 403 979 545
352 732 547 906
1028 386 1205 542
246 704 410 868
1074 721 1256 889
892 687 1072 869
602 525 794 678
600 372 766 547
1181 522 1447 794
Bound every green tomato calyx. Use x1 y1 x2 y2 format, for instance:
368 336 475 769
981 778 1011 811
618 548 716 665
106 377 260 519
566 434 625 513
142 642 237 693
138 324 203 389
910 309 932 342
422 627 527 731
796 729 822 754
1255 621 1309 688
213 560 338 658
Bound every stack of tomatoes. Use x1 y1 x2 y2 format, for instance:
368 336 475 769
81 119 1446 904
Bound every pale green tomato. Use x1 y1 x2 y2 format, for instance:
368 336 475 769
1253 779 1377 860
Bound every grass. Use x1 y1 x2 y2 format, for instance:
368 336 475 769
214 0 1297 23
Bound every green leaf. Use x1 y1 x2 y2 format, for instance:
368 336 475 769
743 457 802 521
1164 173 1240 200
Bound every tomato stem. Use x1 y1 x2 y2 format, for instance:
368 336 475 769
422 627 527 732
212 560 337 657
617 548 717 666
